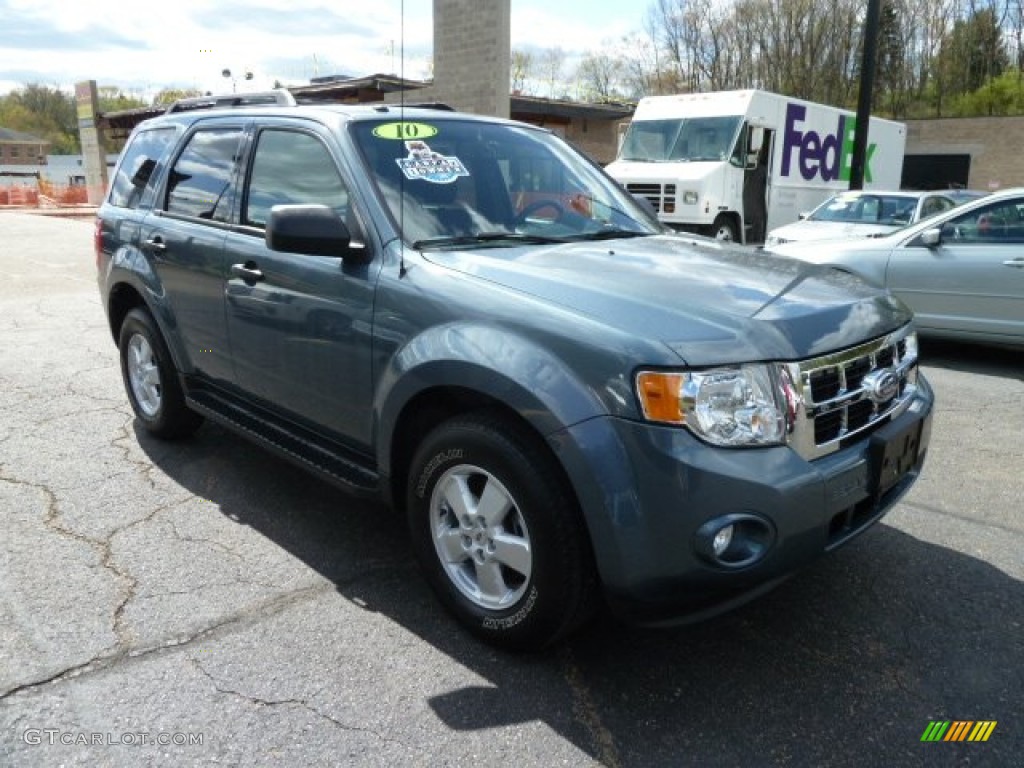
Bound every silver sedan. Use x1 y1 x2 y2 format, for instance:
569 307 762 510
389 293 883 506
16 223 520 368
766 187 1024 346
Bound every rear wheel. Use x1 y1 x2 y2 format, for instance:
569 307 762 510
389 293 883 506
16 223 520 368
118 308 203 439
407 413 597 650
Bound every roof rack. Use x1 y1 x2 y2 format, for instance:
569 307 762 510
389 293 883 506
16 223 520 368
371 102 455 113
165 89 297 114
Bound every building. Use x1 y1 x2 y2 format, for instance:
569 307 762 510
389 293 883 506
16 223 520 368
0 127 49 166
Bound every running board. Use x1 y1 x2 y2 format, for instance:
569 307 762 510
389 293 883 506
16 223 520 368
186 387 380 497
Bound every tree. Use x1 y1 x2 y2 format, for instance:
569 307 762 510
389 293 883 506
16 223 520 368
0 84 78 153
575 50 626 101
511 49 534 94
538 47 567 99
97 87 148 114
152 88 203 106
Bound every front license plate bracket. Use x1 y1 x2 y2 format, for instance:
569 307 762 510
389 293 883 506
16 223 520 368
870 416 924 498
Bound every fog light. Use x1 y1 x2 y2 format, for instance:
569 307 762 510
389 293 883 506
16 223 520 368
712 525 734 556
694 513 774 569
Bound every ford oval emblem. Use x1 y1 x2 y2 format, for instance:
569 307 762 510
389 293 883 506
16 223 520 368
863 369 899 403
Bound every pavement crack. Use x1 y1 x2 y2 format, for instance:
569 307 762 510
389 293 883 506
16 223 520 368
0 584 336 699
0 658 106 702
559 646 621 768
189 658 408 746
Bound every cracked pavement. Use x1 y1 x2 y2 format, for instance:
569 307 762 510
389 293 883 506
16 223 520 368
0 212 1021 767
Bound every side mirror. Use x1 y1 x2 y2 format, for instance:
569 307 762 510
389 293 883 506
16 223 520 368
919 227 942 248
797 211 809 221
266 204 368 261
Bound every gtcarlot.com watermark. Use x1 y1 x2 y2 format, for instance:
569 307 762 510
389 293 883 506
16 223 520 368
23 728 204 747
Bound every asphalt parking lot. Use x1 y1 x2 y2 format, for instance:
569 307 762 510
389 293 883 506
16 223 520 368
0 211 1020 767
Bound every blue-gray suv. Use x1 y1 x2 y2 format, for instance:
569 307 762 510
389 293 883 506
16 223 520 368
96 91 934 650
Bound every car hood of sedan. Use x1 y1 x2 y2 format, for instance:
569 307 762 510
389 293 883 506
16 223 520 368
424 234 911 364
769 220 900 244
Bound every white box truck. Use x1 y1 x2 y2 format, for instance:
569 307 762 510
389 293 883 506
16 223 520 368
606 89 906 244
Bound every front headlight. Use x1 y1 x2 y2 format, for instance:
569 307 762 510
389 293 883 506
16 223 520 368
636 364 794 447
682 190 699 205
764 235 787 248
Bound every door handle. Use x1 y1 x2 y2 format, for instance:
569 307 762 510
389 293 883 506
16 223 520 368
143 236 166 253
1003 258 1024 268
230 262 265 283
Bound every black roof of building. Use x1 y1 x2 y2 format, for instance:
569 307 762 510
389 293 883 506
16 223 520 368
0 127 50 143
97 74 635 140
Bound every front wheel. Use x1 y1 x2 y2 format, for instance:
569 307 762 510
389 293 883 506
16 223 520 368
407 413 597 650
712 214 739 242
118 307 203 439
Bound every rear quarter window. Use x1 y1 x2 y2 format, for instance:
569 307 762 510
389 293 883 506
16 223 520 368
108 127 176 209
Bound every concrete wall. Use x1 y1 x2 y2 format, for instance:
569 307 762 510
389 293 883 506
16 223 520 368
386 0 510 117
905 116 1024 191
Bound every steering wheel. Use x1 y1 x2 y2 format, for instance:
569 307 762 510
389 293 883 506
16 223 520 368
514 199 566 226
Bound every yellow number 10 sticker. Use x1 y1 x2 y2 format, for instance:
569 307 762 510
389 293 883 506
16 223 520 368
372 122 439 140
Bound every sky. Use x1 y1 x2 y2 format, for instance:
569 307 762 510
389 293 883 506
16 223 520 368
0 0 646 98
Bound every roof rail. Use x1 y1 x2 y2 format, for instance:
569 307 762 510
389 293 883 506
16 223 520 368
370 102 456 113
165 89 297 114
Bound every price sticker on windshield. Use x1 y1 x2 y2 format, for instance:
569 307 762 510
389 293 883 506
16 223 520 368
372 122 439 140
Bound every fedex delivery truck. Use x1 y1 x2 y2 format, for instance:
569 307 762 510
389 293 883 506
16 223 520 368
606 89 906 244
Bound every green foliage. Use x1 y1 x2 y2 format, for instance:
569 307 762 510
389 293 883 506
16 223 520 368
97 86 148 113
947 68 1024 116
0 84 79 153
152 88 203 107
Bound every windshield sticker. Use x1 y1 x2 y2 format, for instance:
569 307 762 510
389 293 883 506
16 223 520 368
372 122 439 140
396 141 469 184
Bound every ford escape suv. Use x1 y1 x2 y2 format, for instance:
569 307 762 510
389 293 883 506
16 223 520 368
96 91 934 650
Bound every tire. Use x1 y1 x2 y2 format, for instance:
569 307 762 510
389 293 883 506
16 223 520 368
712 214 738 242
118 307 203 439
407 413 598 651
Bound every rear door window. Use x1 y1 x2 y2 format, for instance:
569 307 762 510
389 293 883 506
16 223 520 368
165 128 244 221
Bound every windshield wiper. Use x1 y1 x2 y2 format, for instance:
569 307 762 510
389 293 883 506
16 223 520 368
566 228 649 242
412 232 568 250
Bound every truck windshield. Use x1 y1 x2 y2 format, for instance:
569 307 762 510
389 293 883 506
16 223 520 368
619 116 742 163
350 117 661 248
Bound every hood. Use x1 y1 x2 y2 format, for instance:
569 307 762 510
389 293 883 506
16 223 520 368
606 160 721 185
423 235 911 365
769 220 900 244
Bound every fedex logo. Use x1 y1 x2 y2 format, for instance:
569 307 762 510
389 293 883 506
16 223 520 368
780 103 876 182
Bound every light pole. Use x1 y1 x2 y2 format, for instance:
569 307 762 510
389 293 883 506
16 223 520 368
221 68 254 93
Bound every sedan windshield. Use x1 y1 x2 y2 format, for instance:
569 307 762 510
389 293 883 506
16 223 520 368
350 117 661 248
809 193 919 226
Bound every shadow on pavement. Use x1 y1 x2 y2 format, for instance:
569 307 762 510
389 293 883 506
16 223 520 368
919 338 1023 380
136 421 1022 767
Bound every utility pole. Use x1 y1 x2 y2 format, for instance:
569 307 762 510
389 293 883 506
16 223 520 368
849 0 881 190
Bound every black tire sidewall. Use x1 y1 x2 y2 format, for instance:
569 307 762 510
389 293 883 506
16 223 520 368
407 417 587 650
118 308 200 438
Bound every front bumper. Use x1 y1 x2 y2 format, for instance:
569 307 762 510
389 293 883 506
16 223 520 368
553 374 934 625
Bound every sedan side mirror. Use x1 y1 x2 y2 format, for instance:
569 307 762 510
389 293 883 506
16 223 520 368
919 227 942 248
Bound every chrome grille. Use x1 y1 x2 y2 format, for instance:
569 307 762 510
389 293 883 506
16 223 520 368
786 326 919 460
625 182 675 214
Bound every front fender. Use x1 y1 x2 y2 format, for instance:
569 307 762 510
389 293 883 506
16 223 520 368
374 322 608 476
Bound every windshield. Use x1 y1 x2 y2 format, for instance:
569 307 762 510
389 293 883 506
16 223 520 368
350 118 661 248
808 193 920 226
618 116 742 162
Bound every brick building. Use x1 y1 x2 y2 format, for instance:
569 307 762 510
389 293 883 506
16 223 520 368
0 127 49 166
902 116 1024 192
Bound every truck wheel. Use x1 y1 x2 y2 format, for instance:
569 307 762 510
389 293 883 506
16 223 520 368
712 215 738 242
118 308 203 439
407 413 597 650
